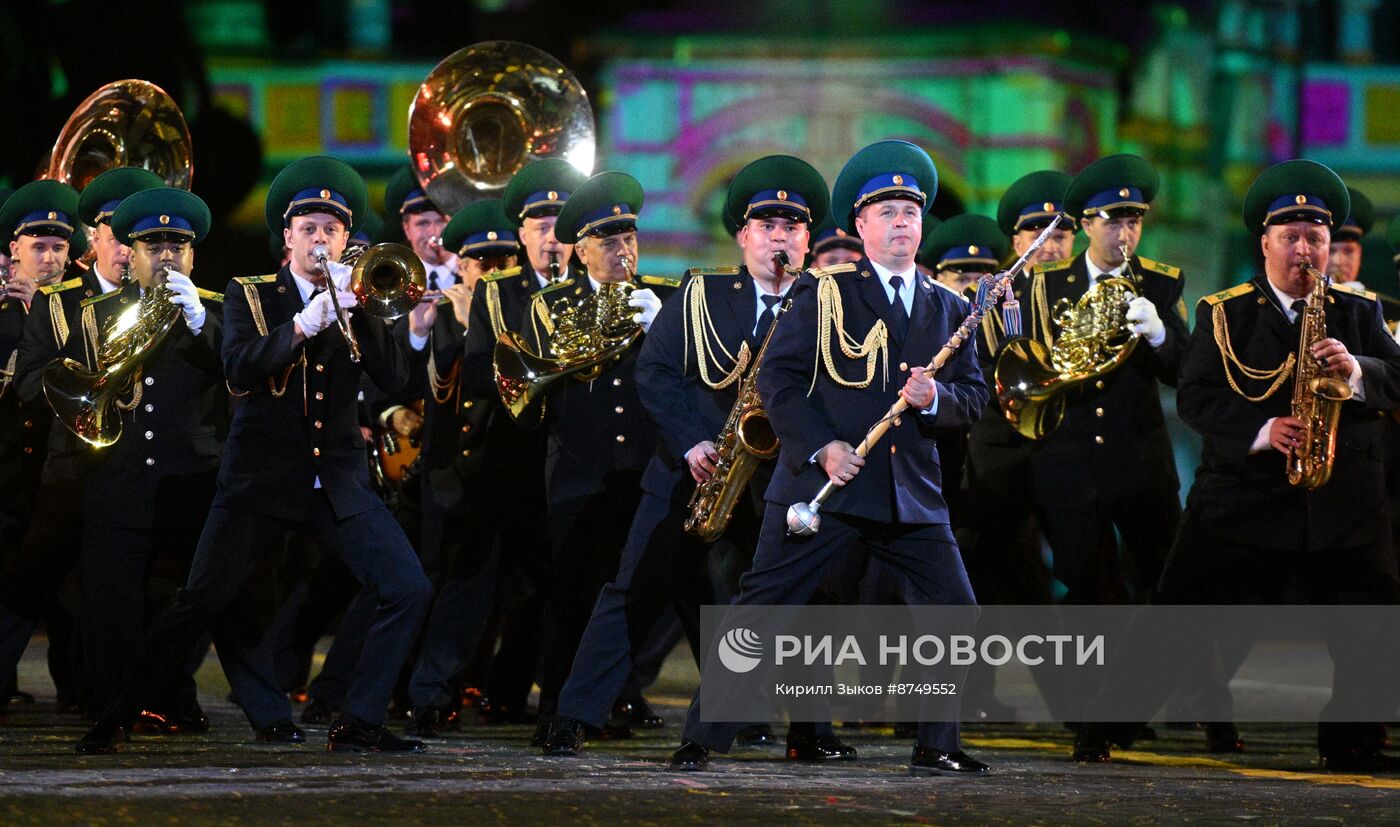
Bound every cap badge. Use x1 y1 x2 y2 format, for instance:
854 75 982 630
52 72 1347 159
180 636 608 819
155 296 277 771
1295 194 1307 205
159 214 170 225
320 189 331 199
1043 202 1055 212
777 190 788 201
547 190 558 201
1118 187 1130 198
486 231 497 241
968 245 979 255
892 175 904 186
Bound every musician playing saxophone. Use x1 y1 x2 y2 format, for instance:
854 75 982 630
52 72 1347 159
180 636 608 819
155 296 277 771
1074 159 1400 772
543 156 859 761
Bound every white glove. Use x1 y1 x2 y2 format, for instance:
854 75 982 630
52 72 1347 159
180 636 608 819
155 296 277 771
629 288 662 333
324 260 353 287
294 289 357 338
1125 295 1166 348
163 272 206 333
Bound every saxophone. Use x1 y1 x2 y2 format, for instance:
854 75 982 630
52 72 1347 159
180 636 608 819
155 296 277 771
1287 260 1352 490
684 253 794 543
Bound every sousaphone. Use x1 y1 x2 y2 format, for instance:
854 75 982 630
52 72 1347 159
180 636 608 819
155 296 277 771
408 41 595 214
45 79 193 191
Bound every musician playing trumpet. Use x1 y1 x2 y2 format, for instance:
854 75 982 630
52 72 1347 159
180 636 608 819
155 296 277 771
543 156 858 761
666 141 990 777
1073 159 1400 773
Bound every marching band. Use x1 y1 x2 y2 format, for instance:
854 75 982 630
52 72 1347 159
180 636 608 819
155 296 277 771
1 41 1399 777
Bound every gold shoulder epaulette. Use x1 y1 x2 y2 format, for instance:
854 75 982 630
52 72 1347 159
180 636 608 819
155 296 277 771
1332 282 1378 301
481 265 524 283
39 277 84 295
234 274 278 285
683 266 741 278
639 274 681 288
1137 257 1182 279
79 290 124 308
809 262 858 279
534 278 576 297
196 288 225 303
1202 282 1254 306
1030 259 1072 275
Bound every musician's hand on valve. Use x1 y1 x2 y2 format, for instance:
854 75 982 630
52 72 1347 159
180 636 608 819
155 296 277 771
443 283 473 328
686 440 720 484
408 298 437 337
628 288 662 333
817 440 864 487
163 272 206 331
901 366 936 410
1269 416 1307 456
4 278 36 305
1310 337 1356 379
1125 296 1166 347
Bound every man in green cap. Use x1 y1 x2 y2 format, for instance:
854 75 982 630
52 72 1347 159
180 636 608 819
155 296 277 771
0 180 80 717
1329 186 1374 289
77 156 433 756
42 186 223 729
515 168 676 742
395 199 526 734
431 158 588 732
1018 154 1189 606
545 155 857 761
1074 159 1400 771
385 166 457 292
953 172 1077 723
669 141 990 777
810 214 865 269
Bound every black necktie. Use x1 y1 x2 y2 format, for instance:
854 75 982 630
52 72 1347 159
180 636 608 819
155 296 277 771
1290 299 1306 327
428 270 439 291
308 286 325 307
754 293 783 339
888 275 910 342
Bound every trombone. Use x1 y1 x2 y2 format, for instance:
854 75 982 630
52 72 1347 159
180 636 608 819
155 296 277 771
313 244 360 363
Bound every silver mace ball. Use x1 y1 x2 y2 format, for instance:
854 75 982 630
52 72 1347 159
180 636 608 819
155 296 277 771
786 501 822 536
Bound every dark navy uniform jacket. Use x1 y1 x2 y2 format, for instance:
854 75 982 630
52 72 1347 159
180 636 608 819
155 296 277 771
1178 277 1400 551
758 257 988 525
58 282 227 528
636 266 776 503
219 264 413 522
1022 252 1189 507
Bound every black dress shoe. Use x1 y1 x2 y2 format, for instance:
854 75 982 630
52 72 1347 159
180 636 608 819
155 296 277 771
173 698 211 733
531 717 552 747
8 688 35 705
668 739 710 771
1205 722 1244 753
786 731 858 761
735 724 777 747
1320 747 1400 773
543 717 586 756
254 720 307 744
910 747 990 776
1072 726 1113 762
611 697 665 729
301 698 335 725
405 707 442 738
75 722 129 755
328 716 427 754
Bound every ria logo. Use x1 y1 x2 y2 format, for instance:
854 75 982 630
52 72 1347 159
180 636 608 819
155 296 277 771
717 627 764 673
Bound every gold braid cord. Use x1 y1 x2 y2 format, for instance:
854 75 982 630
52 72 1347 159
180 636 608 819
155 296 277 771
812 274 888 394
486 280 509 339
233 282 302 398
81 303 101 369
427 345 460 404
1033 272 1055 344
49 293 70 347
531 293 556 341
0 350 16 400
1212 303 1294 402
683 278 748 390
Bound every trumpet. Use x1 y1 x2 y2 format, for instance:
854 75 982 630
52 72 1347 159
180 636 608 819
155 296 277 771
313 243 361 363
